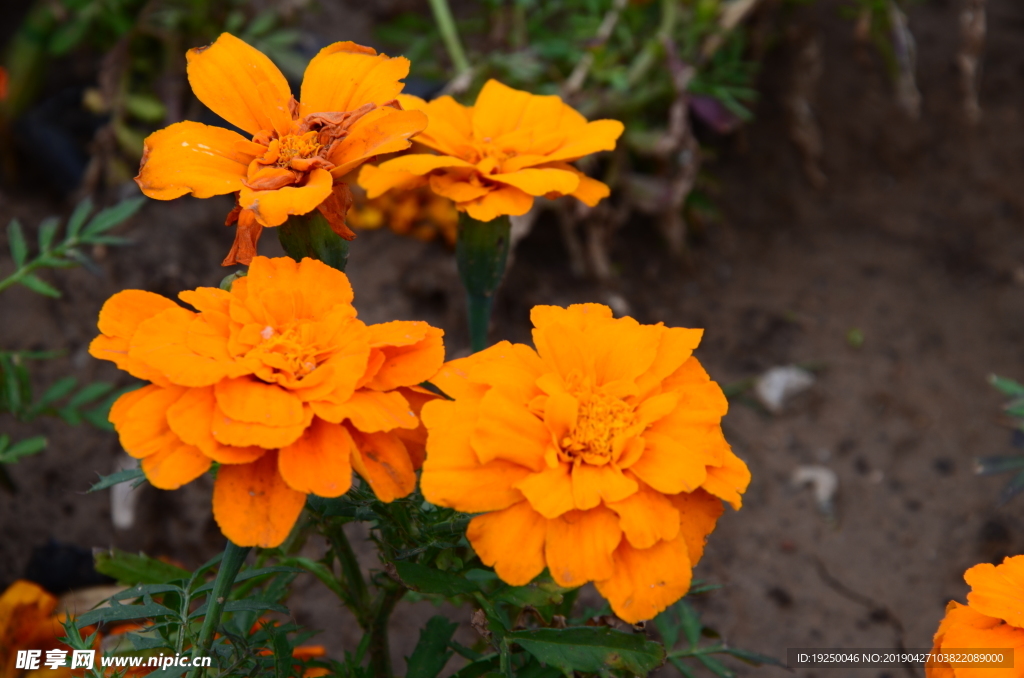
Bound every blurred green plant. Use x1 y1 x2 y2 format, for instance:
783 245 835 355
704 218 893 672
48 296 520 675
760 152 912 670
0 197 140 490
976 375 1024 504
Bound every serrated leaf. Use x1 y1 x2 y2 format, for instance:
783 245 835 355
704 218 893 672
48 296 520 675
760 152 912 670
696 653 735 678
76 599 176 626
88 467 145 493
406 616 458 678
126 632 169 650
394 561 479 597
66 199 94 239
450 656 500 678
723 647 785 667
8 219 28 267
68 381 115 408
190 600 289 618
0 436 47 463
83 197 145 237
94 548 191 585
990 374 1024 397
493 582 569 609
38 218 59 252
678 600 702 648
508 627 665 676
19 273 61 298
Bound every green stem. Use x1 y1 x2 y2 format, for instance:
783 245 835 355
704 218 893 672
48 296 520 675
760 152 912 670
428 0 471 75
278 210 350 272
322 518 372 625
368 583 406 678
187 541 250 678
455 214 511 353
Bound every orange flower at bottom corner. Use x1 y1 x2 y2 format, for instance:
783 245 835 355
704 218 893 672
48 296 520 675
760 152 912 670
927 555 1024 678
89 255 445 548
418 303 750 623
0 580 74 678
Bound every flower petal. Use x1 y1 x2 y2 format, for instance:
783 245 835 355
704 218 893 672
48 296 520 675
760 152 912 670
544 506 622 587
136 121 260 200
363 322 445 391
311 389 417 432
543 119 625 164
329 108 428 177
471 388 549 471
472 79 535 141
213 451 306 548
278 417 355 497
240 167 334 227
628 429 710 494
377 153 475 177
934 600 1024 678
129 307 238 387
467 502 547 586
491 168 579 197
462 185 533 221
700 448 750 510
214 377 306 426
965 556 1024 628
350 430 416 502
210 402 311 449
142 443 211 490
420 399 531 513
595 533 691 624
607 481 681 550
429 171 490 203
166 387 266 464
187 33 293 136
357 164 428 199
669 488 724 566
110 385 185 459
514 462 575 519
300 44 409 117
406 94 476 157
571 463 638 511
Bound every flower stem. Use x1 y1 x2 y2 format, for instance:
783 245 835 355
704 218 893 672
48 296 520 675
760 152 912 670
187 541 250 678
322 518 372 626
428 0 471 76
456 214 511 353
278 210 350 272
368 583 406 678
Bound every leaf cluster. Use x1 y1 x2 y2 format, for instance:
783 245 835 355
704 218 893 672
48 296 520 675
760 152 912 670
976 375 1024 504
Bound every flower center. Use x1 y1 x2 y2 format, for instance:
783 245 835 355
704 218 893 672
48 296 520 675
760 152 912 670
273 131 324 167
247 324 320 379
560 390 635 466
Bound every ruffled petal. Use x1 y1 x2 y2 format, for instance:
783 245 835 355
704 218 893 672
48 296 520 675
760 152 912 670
491 168 579 197
670 488 724 566
142 443 211 490
462 185 533 221
136 121 260 200
210 402 312 449
166 386 266 464
300 43 409 117
595 533 692 624
129 307 239 387
110 385 186 459
357 164 428 199
514 463 575 519
571 463 638 510
240 167 334 227
544 506 622 588
965 556 1024 628
470 388 549 471
329 107 428 177
278 417 355 497
350 430 416 502
377 153 475 177
363 322 445 391
214 377 306 426
213 451 306 548
311 389 417 432
420 398 530 512
187 33 293 136
467 502 547 586
700 448 751 510
606 481 681 550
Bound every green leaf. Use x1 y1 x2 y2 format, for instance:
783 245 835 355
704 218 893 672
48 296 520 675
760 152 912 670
0 436 46 463
68 381 114 408
88 467 145 493
124 94 167 123
94 548 191 585
38 218 59 252
678 600 702 648
406 615 458 678
493 582 569 609
696 653 735 678
990 374 1024 397
83 197 145 237
1000 469 1024 505
76 598 177 626
66 199 94 239
8 219 28 267
394 561 480 597
507 627 666 676
0 355 22 413
723 647 785 667
190 599 289 618
33 376 78 410
19 273 60 297
450 656 500 678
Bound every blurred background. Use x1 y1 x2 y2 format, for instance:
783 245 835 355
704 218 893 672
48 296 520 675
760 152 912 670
1 0 1023 675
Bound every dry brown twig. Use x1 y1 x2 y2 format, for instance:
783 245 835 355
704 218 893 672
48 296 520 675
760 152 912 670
957 0 986 125
785 34 827 188
888 0 921 119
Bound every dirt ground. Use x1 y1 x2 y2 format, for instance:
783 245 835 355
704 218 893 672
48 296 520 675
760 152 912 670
3 0 1024 675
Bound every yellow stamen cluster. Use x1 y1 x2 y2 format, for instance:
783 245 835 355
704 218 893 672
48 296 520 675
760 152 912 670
560 390 635 465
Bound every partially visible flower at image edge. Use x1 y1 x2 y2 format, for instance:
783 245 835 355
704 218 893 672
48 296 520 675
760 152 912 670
89 256 444 548
358 80 624 222
927 555 1024 678
134 33 427 266
419 303 750 623
0 580 73 678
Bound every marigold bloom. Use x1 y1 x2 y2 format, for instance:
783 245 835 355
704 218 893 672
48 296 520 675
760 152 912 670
90 256 444 547
357 80 624 222
927 555 1024 678
419 304 749 623
0 581 72 678
348 179 458 246
135 33 427 266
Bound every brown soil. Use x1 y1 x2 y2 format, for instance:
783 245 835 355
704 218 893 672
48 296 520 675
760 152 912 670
3 0 1024 675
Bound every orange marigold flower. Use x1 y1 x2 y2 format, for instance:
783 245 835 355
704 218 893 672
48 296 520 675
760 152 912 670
348 179 458 246
89 256 444 548
0 581 72 678
357 80 624 222
418 304 749 623
135 33 427 266
927 555 1024 678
